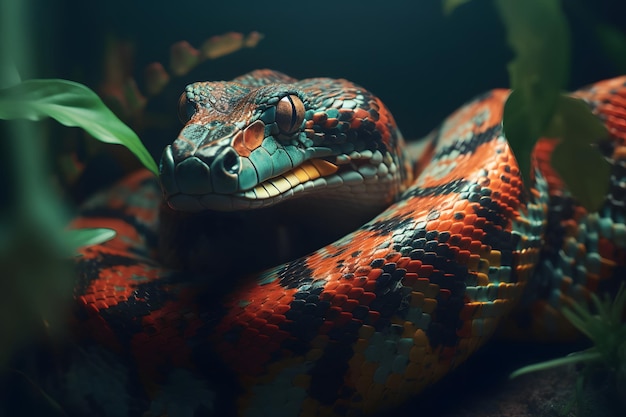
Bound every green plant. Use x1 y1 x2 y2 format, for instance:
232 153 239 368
510 284 626 415
0 65 158 364
445 0 614 211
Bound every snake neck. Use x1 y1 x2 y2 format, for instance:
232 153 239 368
157 195 387 279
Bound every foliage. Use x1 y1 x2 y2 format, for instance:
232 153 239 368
509 285 626 415
444 0 612 211
0 63 159 364
0 78 159 176
511 284 626 380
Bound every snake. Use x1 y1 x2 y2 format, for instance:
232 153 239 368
67 70 626 417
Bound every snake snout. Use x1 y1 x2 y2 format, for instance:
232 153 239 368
159 144 243 203
160 144 215 196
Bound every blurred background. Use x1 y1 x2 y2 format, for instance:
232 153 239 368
33 0 626 143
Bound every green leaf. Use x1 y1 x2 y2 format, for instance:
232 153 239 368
510 350 603 379
610 283 626 325
0 61 21 89
548 96 610 212
496 0 570 185
64 228 116 255
0 79 158 176
502 90 539 187
562 305 595 340
442 0 472 16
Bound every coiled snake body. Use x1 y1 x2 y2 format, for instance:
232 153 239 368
70 71 626 416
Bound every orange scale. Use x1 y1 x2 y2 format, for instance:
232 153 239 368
363 280 377 292
402 273 418 288
273 304 291 315
456 250 471 265
474 218 486 228
396 257 410 269
360 292 376 305
332 294 349 306
460 302 481 320
348 287 365 299
355 266 372 276
104 296 119 307
427 220 440 230
262 290 286 304
373 248 391 259
609 117 626 133
324 280 340 291
81 294 96 304
320 290 336 301
326 118 339 128
367 269 382 281
471 229 485 241
342 299 359 312
461 225 474 237
438 220 452 231
459 236 472 249
449 222 464 235
353 277 368 289
604 105 626 118
336 283 352 294
464 214 477 225
406 260 422 273
256 308 274 319
335 312 353 327
385 252 402 264
352 108 369 119
350 117 362 129
418 265 434 277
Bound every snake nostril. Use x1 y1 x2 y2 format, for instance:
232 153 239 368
221 148 240 175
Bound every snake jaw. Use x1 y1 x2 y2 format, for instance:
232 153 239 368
161 135 401 212
160 142 341 211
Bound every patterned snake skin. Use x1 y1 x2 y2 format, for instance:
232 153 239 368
68 71 626 416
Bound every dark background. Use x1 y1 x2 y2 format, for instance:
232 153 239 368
31 0 626 144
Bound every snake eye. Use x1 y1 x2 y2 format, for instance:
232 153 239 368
178 93 197 124
275 94 305 135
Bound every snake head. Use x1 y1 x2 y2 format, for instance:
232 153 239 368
159 70 409 212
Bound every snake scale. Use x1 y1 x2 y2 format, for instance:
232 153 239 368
67 70 626 417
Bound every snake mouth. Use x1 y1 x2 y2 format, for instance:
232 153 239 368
232 159 339 201
160 142 397 212
161 150 346 211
